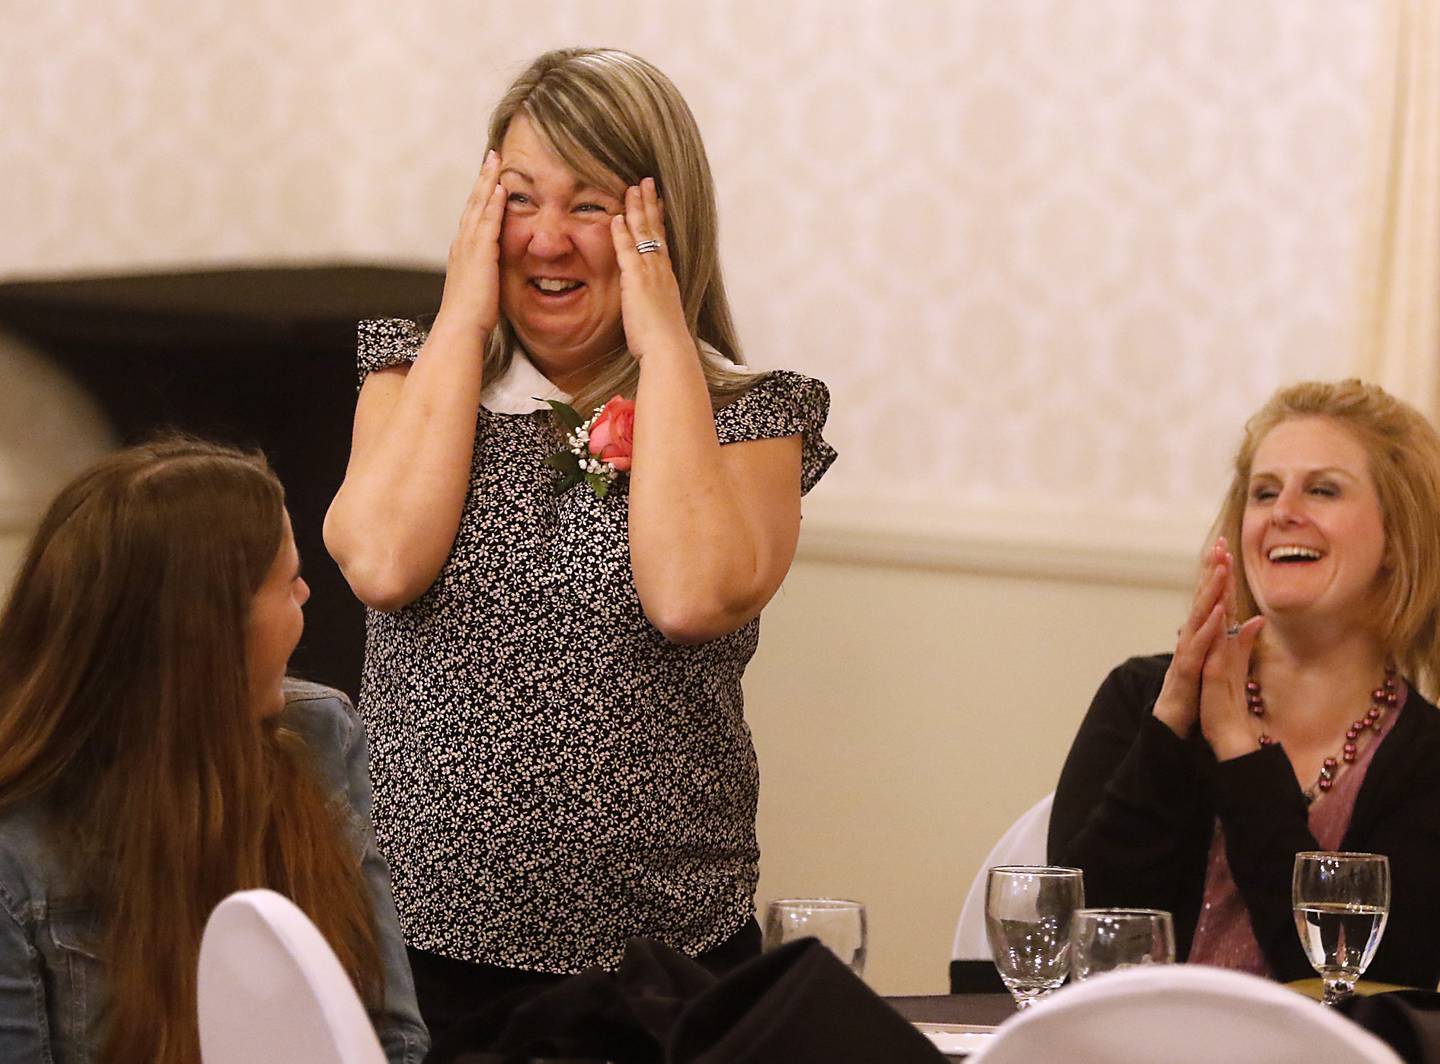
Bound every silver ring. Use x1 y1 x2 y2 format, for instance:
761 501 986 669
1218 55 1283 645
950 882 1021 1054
634 239 662 255
1226 623 1241 637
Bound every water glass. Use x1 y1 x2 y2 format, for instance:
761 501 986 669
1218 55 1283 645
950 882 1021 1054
1292 851 1390 1006
1071 908 1175 980
984 865 1084 1009
763 898 867 976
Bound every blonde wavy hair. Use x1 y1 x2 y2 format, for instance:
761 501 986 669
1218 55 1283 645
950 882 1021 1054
483 46 758 416
1211 379 1440 697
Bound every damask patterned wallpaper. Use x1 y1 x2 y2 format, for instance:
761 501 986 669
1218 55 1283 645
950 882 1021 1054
1 0 1382 571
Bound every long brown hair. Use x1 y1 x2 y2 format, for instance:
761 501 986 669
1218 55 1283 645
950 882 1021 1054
1211 379 1440 696
0 436 380 1063
484 46 759 415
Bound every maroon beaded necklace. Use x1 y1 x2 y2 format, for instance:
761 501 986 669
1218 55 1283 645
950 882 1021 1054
1245 666 1398 804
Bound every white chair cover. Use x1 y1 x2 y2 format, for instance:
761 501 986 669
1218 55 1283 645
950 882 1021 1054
966 964 1403 1064
197 888 386 1064
952 792 1055 961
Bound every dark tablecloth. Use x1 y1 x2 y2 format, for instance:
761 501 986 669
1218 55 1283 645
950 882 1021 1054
888 993 1017 1028
888 994 1016 1061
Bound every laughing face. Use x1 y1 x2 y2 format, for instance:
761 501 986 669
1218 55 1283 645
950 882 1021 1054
497 114 626 392
1241 416 1387 626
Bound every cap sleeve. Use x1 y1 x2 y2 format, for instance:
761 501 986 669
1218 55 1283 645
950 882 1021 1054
713 370 837 495
355 318 425 390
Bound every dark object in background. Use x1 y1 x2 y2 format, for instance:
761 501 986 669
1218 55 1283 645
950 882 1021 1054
1336 990 1440 1064
0 264 445 698
949 957 1006 994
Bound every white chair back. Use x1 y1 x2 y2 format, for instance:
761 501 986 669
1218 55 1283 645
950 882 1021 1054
952 791 1055 961
966 964 1403 1064
197 888 386 1064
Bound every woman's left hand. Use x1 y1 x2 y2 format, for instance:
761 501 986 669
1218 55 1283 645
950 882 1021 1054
1199 612 1266 760
610 178 695 362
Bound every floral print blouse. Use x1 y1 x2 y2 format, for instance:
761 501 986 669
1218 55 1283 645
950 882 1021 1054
354 319 836 972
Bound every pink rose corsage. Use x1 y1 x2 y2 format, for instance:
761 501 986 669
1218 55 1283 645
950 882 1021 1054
542 395 636 499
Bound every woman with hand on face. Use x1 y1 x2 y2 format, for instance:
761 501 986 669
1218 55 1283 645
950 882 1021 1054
324 48 835 1035
1050 380 1440 987
0 438 426 1064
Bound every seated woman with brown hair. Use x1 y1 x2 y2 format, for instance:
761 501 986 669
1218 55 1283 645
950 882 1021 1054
0 437 427 1063
1051 379 1440 986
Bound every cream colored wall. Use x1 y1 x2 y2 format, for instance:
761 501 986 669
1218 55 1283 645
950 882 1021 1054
2 2 1381 553
2 0 1383 550
746 553 1188 995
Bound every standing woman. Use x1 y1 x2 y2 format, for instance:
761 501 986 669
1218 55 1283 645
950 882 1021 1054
325 48 835 1033
1050 380 1440 986
0 438 426 1064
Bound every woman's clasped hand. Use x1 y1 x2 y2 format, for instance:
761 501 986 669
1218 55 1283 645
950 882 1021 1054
1152 537 1265 760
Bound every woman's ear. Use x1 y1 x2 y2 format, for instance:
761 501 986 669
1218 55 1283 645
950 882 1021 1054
1380 534 1397 573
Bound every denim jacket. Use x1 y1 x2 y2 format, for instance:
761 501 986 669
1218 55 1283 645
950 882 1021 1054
0 680 429 1063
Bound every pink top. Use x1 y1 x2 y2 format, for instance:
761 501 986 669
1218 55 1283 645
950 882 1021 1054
1187 686 1405 974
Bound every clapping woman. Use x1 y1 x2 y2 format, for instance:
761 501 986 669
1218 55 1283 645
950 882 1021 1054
324 48 835 1035
0 438 426 1063
1050 380 1440 986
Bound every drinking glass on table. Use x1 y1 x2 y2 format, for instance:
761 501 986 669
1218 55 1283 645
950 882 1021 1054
763 898 867 976
1071 908 1175 980
984 866 1084 1009
1292 851 1390 1006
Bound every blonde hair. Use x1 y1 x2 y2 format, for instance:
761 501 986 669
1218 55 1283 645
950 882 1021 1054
0 437 379 1063
484 46 758 415
1212 379 1440 696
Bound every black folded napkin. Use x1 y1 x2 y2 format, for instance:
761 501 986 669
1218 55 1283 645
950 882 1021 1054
424 937 946 1064
1336 990 1440 1064
426 938 713 1064
669 938 945 1064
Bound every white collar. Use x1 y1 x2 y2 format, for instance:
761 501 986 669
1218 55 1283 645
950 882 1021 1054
479 343 751 415
480 347 569 414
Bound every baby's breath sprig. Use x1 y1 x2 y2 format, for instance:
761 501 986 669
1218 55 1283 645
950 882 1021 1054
541 399 625 498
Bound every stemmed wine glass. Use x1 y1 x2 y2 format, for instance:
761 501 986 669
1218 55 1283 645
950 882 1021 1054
984 866 1084 1009
1292 851 1390 1006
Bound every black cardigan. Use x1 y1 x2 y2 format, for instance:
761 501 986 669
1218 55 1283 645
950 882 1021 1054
1049 654 1440 987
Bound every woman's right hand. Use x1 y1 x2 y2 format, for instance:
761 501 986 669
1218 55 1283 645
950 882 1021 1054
436 149 508 334
1152 538 1234 737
